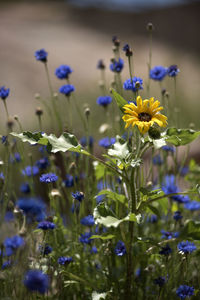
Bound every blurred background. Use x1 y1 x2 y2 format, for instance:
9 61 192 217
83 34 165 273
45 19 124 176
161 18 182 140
0 0 200 138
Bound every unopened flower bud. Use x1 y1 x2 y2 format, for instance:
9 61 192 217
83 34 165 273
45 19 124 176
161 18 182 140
35 107 43 116
14 115 19 121
97 59 105 70
135 81 141 90
84 107 90 118
35 93 40 100
69 162 76 172
112 36 120 47
189 123 195 129
53 93 58 99
98 80 104 88
148 127 161 140
7 117 14 129
147 22 154 31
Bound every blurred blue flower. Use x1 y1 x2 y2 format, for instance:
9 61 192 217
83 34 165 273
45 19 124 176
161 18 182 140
161 230 179 240
59 84 75 96
97 96 112 107
80 136 94 148
55 65 73 79
20 182 31 194
176 285 194 299
36 157 49 169
34 49 48 63
114 241 126 256
79 232 93 244
24 270 49 294
153 276 166 287
178 241 196 254
99 137 116 149
123 77 143 92
147 214 158 223
110 58 124 73
97 59 105 70
72 191 84 202
167 65 180 77
150 66 167 81
153 155 163 166
2 260 12 269
159 244 172 256
40 173 58 183
64 174 75 188
80 215 95 226
58 256 73 265
1 136 7 144
39 244 52 255
184 201 200 211
4 235 25 256
17 197 46 222
22 166 39 177
162 145 175 153
37 221 55 230
90 246 98 254
0 86 10 100
173 211 183 221
162 175 190 203
179 166 189 177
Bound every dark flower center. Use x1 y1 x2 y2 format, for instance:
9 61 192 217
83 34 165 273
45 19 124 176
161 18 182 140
138 112 151 122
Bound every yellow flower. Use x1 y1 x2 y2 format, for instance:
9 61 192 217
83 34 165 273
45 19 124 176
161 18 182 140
122 96 167 134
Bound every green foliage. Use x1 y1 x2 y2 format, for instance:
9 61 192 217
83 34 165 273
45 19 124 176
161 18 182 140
96 189 127 205
111 89 127 112
165 128 200 146
181 220 200 240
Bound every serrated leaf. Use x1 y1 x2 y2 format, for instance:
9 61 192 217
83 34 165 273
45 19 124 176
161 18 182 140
111 89 127 113
166 128 200 146
11 131 90 155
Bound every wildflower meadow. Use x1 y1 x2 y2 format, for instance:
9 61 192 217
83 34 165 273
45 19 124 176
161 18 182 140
1 24 200 300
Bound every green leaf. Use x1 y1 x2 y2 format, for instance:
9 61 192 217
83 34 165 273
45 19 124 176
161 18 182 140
180 220 200 240
11 131 90 155
90 234 115 240
111 89 127 113
166 128 200 146
92 291 108 300
108 136 129 160
96 189 127 205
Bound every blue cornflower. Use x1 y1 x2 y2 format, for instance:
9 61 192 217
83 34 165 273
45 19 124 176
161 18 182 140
36 157 49 169
0 172 5 181
97 59 105 69
173 211 183 221
179 166 189 177
72 191 84 202
1 136 7 144
79 232 93 244
184 201 200 211
80 136 94 148
22 166 39 177
37 221 56 230
59 84 75 97
17 197 46 222
58 256 73 265
147 214 158 223
90 246 98 254
39 244 52 255
2 260 12 269
162 145 175 153
4 235 25 256
96 96 112 107
153 276 166 287
123 77 143 92
55 65 73 79
40 173 58 183
159 244 172 256
14 152 21 162
24 270 49 294
110 58 124 73
96 194 105 204
99 137 116 149
153 155 163 166
167 65 180 77
178 241 196 254
35 49 48 62
0 86 10 100
80 215 95 226
150 66 167 81
4 211 14 222
123 44 130 52
176 285 194 299
161 230 179 240
20 182 31 194
162 175 190 203
64 174 75 188
114 241 126 256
